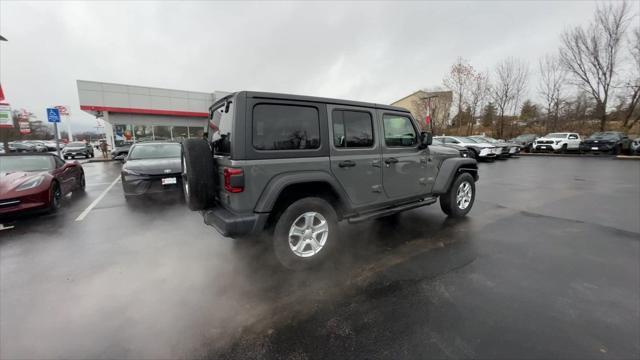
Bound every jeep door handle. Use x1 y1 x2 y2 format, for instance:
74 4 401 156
384 157 399 165
338 160 356 168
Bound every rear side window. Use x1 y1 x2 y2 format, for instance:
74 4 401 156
209 99 233 155
332 110 374 148
252 104 320 150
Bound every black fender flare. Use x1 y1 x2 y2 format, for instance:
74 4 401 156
432 158 478 195
254 171 350 213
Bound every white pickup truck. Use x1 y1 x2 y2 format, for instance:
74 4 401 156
533 132 581 153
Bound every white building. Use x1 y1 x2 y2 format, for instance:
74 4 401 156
77 80 228 148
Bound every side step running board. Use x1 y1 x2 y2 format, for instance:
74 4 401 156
347 197 438 224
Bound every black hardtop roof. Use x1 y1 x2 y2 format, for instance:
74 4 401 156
213 91 410 113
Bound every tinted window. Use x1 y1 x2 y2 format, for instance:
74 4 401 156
128 144 182 160
253 104 320 150
443 137 459 144
383 115 416 147
332 110 374 148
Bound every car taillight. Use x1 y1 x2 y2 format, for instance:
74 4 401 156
223 167 244 193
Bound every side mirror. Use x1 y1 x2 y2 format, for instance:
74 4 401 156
418 132 433 149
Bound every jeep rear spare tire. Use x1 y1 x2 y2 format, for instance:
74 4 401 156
182 139 215 210
273 197 339 270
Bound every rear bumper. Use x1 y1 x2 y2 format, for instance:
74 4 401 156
122 173 182 196
202 206 269 237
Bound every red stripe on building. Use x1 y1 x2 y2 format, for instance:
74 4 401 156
80 105 208 118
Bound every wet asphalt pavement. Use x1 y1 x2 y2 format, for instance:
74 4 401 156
1 157 639 359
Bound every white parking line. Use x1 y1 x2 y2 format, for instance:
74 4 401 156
75 176 121 222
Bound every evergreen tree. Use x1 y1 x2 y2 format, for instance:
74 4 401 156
481 102 497 128
520 100 539 122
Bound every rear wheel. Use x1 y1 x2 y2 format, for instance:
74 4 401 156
181 139 215 210
440 173 475 218
273 197 338 270
468 148 478 160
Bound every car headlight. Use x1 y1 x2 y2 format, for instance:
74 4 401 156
122 168 141 176
16 175 45 191
555 140 561 144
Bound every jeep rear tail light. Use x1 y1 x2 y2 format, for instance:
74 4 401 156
223 167 244 193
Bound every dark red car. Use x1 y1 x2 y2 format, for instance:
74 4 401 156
0 153 85 217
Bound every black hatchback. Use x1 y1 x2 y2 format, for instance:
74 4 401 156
120 142 183 200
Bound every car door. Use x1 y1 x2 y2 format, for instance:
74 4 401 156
328 105 383 206
378 110 431 199
567 133 580 149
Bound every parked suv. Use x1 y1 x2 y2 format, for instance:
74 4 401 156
434 136 499 161
181 92 479 269
509 134 537 152
533 132 581 153
62 142 94 159
580 131 628 155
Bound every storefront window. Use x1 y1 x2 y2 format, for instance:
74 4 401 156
134 125 154 142
154 125 171 140
189 126 205 139
173 126 189 141
113 124 134 146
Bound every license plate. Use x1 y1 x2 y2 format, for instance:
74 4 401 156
162 177 177 185
591 147 598 150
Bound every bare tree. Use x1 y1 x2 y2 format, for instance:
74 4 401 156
466 72 490 135
559 1 631 131
491 57 528 139
443 57 475 133
619 26 640 130
538 54 565 132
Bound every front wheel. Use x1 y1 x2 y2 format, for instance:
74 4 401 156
558 144 567 154
440 173 475 218
48 182 62 213
273 197 339 270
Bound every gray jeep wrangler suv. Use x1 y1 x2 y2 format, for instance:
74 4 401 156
181 91 478 269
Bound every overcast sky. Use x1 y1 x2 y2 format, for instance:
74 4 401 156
0 1 635 131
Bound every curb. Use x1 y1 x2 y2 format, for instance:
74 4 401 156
86 159 118 163
518 153 613 158
615 155 640 160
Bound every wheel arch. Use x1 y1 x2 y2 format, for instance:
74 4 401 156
255 171 351 225
432 158 478 195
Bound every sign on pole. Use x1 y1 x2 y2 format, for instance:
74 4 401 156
47 108 62 157
54 105 69 116
0 103 12 128
46 108 61 123
18 120 31 134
